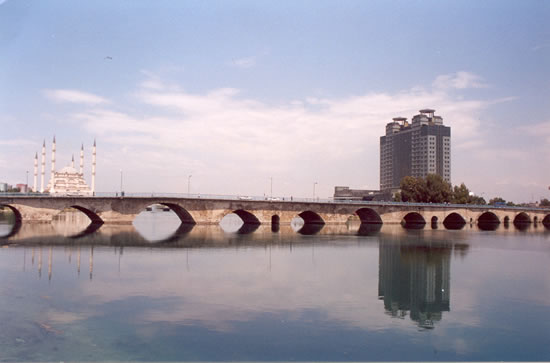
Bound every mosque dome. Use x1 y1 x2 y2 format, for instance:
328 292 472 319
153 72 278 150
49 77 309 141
59 166 79 174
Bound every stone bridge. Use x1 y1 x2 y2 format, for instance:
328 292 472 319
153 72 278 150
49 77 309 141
1 196 549 231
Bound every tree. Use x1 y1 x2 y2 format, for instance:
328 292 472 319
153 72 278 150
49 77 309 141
452 183 470 204
469 195 486 205
393 191 402 202
540 198 550 207
399 176 425 202
424 174 453 203
398 174 452 203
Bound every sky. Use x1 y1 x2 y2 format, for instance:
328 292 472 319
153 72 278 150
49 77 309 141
1 0 549 202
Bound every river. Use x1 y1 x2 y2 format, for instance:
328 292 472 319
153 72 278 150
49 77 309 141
1 209 549 361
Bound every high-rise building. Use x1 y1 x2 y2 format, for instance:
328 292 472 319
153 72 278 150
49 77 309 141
380 109 450 191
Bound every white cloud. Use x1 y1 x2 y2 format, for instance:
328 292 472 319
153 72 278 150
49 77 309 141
433 71 488 90
520 121 550 143
532 43 550 51
231 56 256 69
68 71 514 197
44 89 109 105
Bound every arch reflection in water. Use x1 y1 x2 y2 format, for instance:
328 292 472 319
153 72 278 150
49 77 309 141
297 223 324 235
357 223 382 236
133 208 185 242
378 239 464 329
68 222 103 239
236 223 260 235
0 207 22 240
290 215 324 235
49 208 103 238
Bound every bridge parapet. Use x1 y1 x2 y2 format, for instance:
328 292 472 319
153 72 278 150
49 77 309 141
1 196 549 231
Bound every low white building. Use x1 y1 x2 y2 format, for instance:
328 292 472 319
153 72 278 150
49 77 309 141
48 166 92 196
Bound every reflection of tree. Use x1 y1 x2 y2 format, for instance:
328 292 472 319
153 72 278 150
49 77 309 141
378 240 457 329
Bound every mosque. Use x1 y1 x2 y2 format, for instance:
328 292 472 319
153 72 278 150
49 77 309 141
33 136 96 196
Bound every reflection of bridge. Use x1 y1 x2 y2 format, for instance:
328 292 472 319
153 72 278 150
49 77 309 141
1 196 550 232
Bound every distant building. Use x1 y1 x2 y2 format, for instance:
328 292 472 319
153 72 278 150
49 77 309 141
333 186 391 201
0 182 8 192
380 109 451 191
16 184 28 193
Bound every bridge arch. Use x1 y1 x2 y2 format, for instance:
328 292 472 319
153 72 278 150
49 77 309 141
478 211 500 230
543 215 550 228
513 212 531 226
355 208 382 224
156 203 196 224
298 210 325 225
478 212 499 224
70 205 104 225
0 204 22 239
443 213 466 230
233 209 261 225
503 216 510 224
402 212 426 228
271 215 280 225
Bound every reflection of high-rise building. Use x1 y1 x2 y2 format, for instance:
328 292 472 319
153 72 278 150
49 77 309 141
378 241 451 329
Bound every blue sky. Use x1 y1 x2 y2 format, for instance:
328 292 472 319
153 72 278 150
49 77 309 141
1 0 549 202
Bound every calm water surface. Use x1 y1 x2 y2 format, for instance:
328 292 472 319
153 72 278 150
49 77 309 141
1 210 550 361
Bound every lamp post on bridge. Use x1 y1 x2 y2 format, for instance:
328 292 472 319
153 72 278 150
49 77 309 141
188 175 192 196
26 170 28 193
270 176 273 200
120 169 123 196
313 182 318 201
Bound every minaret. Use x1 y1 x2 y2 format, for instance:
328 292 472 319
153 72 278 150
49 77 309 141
91 139 96 195
40 140 46 193
79 143 84 174
33 152 38 192
71 154 75 169
50 136 56 193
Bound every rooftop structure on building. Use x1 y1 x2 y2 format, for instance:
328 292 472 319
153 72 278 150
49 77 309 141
380 109 450 191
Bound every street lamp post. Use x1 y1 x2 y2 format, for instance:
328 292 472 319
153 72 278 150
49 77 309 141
270 176 273 200
120 169 123 196
313 182 318 200
26 171 29 193
188 175 192 196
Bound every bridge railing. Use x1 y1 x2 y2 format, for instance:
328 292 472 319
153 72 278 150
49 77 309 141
1 192 549 212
